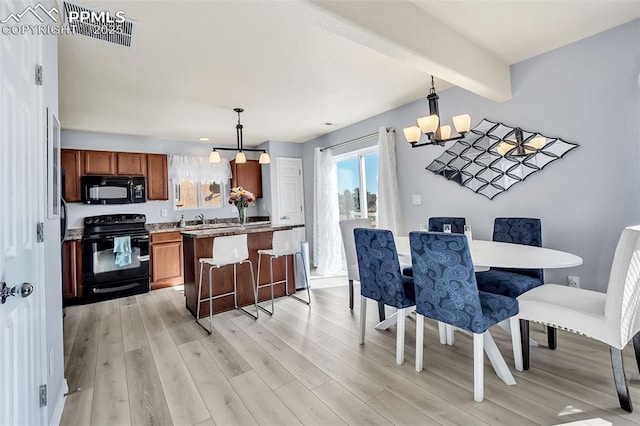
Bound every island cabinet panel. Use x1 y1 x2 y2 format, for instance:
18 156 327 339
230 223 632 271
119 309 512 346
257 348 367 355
183 230 296 317
117 152 147 176
83 150 117 175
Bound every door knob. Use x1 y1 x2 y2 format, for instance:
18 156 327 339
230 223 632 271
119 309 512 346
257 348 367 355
1 282 34 304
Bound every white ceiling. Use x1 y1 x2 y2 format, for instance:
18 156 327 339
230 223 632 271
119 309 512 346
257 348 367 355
58 0 639 146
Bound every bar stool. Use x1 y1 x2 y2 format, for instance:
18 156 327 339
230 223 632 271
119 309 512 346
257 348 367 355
196 234 259 334
256 229 310 315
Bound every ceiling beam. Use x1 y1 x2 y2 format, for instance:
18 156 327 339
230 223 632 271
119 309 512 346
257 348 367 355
289 0 512 102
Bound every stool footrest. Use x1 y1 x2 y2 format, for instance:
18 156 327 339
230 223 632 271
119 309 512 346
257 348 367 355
256 279 287 290
197 291 235 305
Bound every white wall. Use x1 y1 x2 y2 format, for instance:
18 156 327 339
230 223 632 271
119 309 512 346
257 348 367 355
302 20 640 292
42 31 65 423
257 140 305 222
61 131 268 228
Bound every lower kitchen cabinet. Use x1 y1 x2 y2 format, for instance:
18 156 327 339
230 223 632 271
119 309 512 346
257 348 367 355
62 240 82 300
151 231 184 289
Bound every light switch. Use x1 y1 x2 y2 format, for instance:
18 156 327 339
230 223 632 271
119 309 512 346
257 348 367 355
160 209 167 217
412 195 422 205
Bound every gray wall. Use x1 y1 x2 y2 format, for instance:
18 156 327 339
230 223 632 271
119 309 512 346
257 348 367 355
61 131 268 228
302 19 640 292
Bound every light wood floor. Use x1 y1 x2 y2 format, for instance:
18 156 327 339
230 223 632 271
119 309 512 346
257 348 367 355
61 279 640 426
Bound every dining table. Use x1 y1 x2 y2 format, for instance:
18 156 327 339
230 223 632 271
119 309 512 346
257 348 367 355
388 235 583 386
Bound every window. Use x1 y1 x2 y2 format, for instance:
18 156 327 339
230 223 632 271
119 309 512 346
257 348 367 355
335 148 378 225
174 180 224 210
169 154 231 210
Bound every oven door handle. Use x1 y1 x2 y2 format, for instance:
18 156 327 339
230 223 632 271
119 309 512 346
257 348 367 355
84 234 149 241
138 255 150 262
92 282 140 294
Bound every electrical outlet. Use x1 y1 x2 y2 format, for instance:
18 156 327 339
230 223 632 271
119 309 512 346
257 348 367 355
412 194 422 205
160 208 167 217
568 276 580 288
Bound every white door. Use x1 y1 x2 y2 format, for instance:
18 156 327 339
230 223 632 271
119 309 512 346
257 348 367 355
0 0 47 423
275 157 304 225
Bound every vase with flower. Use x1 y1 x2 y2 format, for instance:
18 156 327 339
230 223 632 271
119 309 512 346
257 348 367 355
228 186 255 228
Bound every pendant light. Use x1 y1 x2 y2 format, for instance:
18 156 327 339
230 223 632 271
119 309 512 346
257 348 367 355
208 108 271 164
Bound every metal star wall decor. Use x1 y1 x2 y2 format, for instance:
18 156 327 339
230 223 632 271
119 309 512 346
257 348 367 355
426 119 580 200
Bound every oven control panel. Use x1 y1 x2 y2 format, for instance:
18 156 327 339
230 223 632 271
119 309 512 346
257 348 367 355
84 214 146 226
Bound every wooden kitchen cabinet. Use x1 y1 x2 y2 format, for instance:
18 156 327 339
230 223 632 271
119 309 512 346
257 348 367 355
61 149 82 202
117 152 146 176
146 154 169 200
230 159 262 198
151 231 183 289
62 240 82 300
83 150 117 175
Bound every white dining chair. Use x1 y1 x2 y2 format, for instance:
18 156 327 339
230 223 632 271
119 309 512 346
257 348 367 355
339 218 385 321
518 225 640 412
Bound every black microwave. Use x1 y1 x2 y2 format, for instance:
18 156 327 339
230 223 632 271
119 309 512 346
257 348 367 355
81 176 146 204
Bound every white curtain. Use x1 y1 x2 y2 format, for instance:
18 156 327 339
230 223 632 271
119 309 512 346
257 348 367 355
169 155 231 183
313 147 343 275
377 127 404 235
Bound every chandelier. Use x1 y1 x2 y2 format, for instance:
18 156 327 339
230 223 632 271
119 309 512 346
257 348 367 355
209 108 270 164
403 76 471 147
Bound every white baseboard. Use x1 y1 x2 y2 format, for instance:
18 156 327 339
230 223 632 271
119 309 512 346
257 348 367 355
50 379 68 426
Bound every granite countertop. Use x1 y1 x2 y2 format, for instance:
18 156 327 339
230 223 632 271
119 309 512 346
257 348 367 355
63 217 278 242
181 223 303 239
64 229 83 241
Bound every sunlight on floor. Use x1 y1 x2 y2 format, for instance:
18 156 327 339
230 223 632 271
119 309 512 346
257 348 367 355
555 418 611 426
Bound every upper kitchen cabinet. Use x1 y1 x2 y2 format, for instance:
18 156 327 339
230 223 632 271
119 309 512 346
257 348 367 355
117 152 147 176
61 149 82 202
146 154 169 200
83 150 116 175
231 159 262 198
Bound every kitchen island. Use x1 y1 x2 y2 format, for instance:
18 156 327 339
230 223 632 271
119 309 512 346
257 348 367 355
182 223 304 317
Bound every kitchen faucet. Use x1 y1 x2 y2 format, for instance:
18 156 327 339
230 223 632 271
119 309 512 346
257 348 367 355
196 213 205 224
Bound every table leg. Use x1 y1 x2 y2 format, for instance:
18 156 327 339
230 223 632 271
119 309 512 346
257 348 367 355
483 331 517 386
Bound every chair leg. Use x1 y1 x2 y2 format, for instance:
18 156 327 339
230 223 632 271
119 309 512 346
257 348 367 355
378 302 386 322
510 317 523 371
288 253 311 305
416 314 424 372
610 346 633 412
446 325 455 345
349 279 354 310
236 261 258 320
437 322 447 345
632 331 640 373
520 319 530 370
396 307 406 365
473 333 484 402
359 296 367 344
547 326 557 350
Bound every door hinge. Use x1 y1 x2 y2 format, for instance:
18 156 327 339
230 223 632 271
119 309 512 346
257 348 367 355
39 384 47 407
35 65 43 86
36 222 44 243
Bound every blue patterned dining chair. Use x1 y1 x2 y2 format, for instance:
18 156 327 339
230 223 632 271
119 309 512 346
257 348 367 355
428 217 467 234
403 217 467 278
475 218 556 347
409 231 522 402
355 228 415 365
